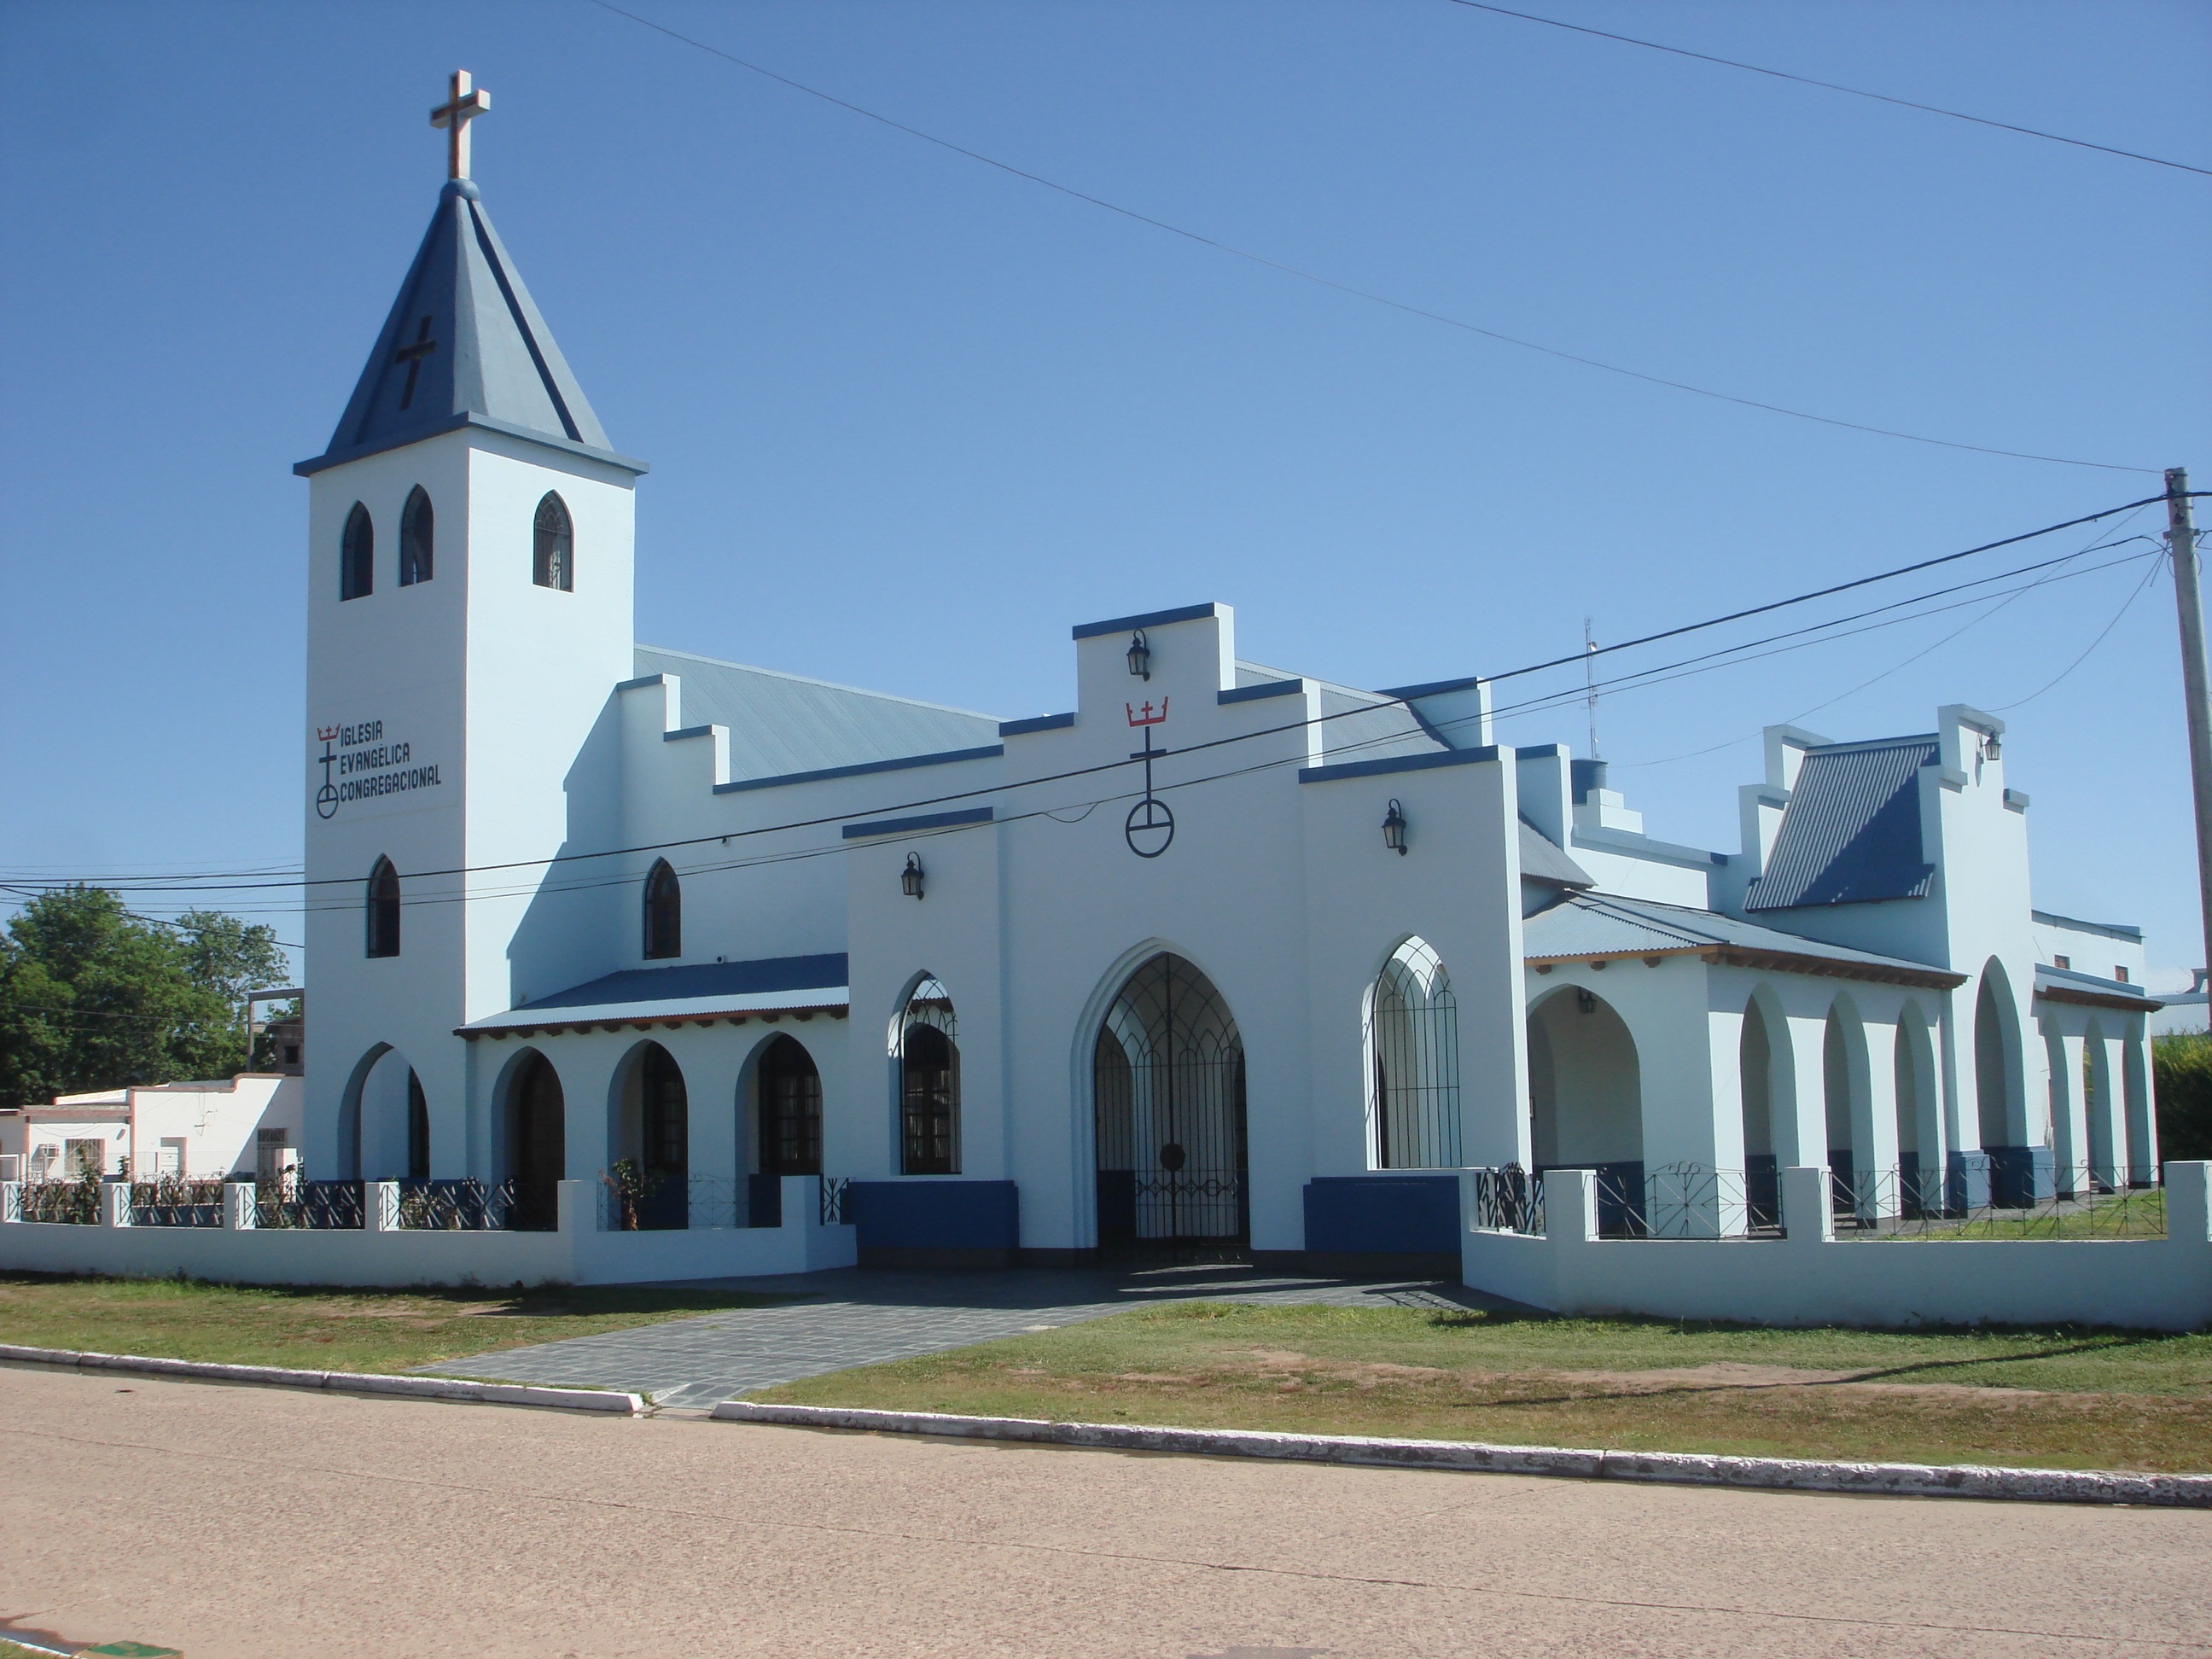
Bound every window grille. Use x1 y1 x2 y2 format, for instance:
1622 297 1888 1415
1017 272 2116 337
757 1034 823 1175
642 859 681 959
406 1069 430 1181
506 1054 566 1231
1367 938 1462 1169
897 980 959 1174
533 492 573 591
341 502 374 601
399 486 434 585
365 857 401 958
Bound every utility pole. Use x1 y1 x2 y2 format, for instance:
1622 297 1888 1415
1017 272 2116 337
2167 469 2212 981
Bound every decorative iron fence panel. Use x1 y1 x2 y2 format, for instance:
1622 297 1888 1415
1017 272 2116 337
1831 1167 2167 1239
818 1174 850 1227
254 1179 364 1230
597 1173 744 1231
129 1179 225 1227
1639 1163 1784 1240
18 1179 101 1225
392 1179 537 1231
1465 1166 1545 1235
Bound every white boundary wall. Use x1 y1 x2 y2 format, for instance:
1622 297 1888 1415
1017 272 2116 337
1464 1162 2212 1330
0 1177 855 1288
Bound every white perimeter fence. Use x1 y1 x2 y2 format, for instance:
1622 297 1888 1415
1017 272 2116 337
1464 1162 2212 1330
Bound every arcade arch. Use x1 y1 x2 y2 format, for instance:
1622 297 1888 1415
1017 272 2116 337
1366 937 1460 1170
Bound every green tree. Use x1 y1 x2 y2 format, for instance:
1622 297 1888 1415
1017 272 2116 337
0 888 288 1108
2153 1031 2212 1163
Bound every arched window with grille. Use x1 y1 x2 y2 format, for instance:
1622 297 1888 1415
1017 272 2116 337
642 859 680 959
399 486 434 585
365 856 400 958
895 979 959 1174
1367 937 1461 1168
405 1068 431 1179
757 1035 823 1175
341 502 374 601
533 492 573 591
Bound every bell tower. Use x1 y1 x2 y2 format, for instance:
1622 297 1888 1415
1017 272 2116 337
294 73 647 1180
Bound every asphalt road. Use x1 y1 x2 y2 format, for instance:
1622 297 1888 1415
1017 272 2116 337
1 1365 2204 1658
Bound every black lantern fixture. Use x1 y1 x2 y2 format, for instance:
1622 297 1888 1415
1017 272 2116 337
1126 630 1151 681
1981 731 2001 760
1382 798 1408 855
900 853 925 899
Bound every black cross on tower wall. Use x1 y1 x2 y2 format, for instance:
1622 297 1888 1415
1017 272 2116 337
393 316 436 410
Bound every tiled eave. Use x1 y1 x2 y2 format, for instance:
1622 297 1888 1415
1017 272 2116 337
1528 946 1965 991
2035 985 2163 1015
458 1000 850 1041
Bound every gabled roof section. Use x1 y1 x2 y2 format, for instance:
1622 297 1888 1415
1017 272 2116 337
1235 660 1451 767
461 954 850 1035
1745 736 1937 911
634 646 1001 783
297 180 644 477
1519 817 1593 888
1526 894 1964 987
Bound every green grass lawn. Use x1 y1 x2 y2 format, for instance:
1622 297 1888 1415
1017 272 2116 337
752 1301 2212 1473
0 1272 786 1376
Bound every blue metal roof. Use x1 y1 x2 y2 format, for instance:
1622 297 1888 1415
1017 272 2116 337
515 954 849 1014
1525 894 1958 981
298 180 642 476
1745 736 1937 911
1519 819 1593 888
633 646 1001 784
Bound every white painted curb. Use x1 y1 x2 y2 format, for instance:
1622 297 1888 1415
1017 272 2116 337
0 1342 643 1415
712 1400 2212 1507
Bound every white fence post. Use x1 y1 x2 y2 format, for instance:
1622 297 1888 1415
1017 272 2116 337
102 1179 132 1228
0 1181 20 1225
224 1181 257 1230
2168 1161 2211 1243
365 1181 399 1234
1780 1166 1833 1248
1552 1167 1598 1244
556 1179 584 1236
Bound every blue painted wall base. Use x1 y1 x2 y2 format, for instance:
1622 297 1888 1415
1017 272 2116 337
849 1179 1020 1267
1302 1175 1460 1270
1947 1150 1993 1214
1986 1144 2056 1209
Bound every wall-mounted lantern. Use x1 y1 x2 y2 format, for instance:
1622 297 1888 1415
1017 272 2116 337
1381 798 1408 856
1126 630 1151 681
900 853 925 899
1979 732 2001 761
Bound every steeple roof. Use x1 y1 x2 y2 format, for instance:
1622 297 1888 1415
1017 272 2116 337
295 179 645 476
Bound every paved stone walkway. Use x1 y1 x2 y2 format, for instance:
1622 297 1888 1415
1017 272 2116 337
420 1265 1505 1408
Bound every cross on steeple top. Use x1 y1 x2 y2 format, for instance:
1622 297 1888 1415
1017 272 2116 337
430 69 491 182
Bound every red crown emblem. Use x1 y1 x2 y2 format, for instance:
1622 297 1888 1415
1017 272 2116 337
1126 697 1169 727
316 725 341 742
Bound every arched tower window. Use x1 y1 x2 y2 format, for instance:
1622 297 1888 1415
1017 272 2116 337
642 859 681 959
365 857 400 958
896 979 959 1174
533 492 573 591
341 502 374 601
399 486 434 585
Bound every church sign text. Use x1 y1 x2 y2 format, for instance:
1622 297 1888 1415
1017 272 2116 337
314 719 443 819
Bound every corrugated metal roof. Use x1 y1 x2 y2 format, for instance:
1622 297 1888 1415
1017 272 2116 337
1314 684 1449 765
1745 736 1937 911
1519 818 1593 888
1526 893 1945 978
635 647 1001 783
465 955 853 1032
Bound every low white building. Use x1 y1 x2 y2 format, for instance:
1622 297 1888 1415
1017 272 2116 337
0 1076 303 1186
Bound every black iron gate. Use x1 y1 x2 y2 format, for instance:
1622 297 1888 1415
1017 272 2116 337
1094 952 1249 1248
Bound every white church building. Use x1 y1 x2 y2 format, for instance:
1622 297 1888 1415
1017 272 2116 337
271 105 2173 1287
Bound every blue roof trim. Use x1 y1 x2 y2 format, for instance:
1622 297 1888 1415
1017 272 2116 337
1220 679 1305 704
2032 909 2143 943
1571 826 1727 869
1072 602 1222 641
515 953 849 1011
999 712 1075 736
1379 674 1481 701
1299 745 1499 783
1515 743 1568 760
294 411 650 477
662 725 717 742
842 806 994 840
713 744 1003 795
614 674 667 693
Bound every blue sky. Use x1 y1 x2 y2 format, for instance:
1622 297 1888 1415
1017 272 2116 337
3 1 2208 977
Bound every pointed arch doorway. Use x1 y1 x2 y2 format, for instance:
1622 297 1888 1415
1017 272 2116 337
1093 952 1249 1251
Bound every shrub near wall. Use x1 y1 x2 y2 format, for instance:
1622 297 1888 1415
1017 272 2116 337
2153 1033 2212 1162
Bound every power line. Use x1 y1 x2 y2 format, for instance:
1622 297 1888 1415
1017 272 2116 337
18 502 2171 911
582 0 2154 475
1440 0 2212 180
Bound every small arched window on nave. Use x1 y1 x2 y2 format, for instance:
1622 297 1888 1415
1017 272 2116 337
341 502 374 601
366 856 401 958
399 486 434 586
642 859 681 960
533 492 573 591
